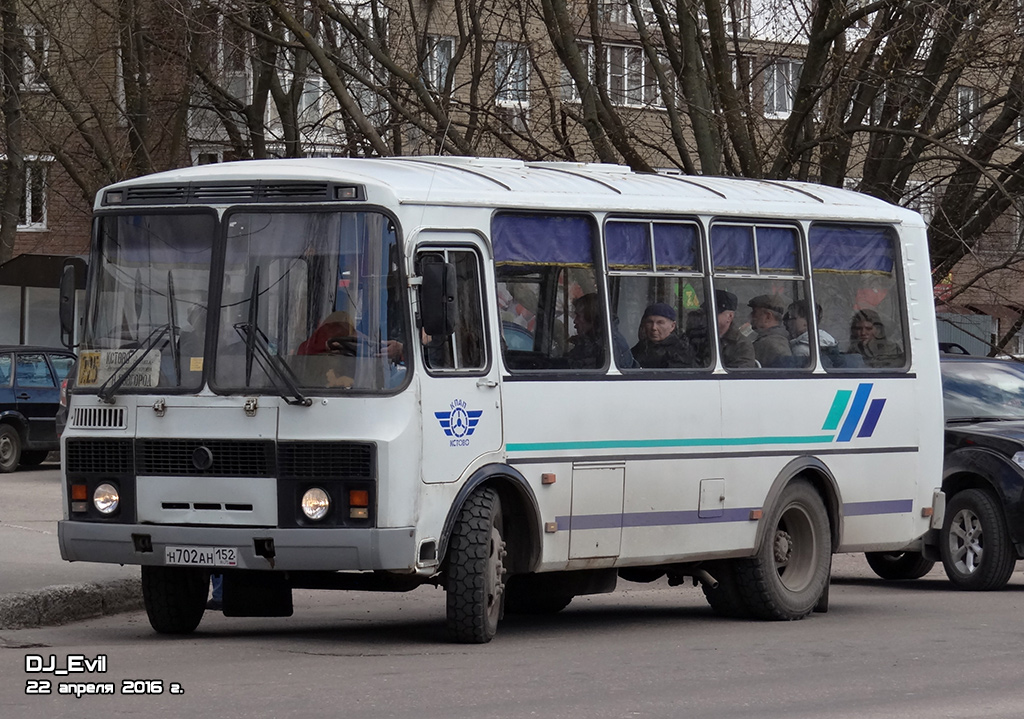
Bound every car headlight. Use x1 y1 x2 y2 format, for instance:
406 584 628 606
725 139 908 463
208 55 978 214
1013 451 1024 471
93 483 119 514
300 488 330 520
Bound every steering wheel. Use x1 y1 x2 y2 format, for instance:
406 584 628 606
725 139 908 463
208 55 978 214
326 335 359 356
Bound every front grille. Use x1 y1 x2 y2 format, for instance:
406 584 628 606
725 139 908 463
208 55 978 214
72 406 127 430
136 439 275 477
65 439 133 474
278 442 375 479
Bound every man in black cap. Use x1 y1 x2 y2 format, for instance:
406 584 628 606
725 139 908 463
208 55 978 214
748 293 793 367
631 302 696 368
715 290 756 368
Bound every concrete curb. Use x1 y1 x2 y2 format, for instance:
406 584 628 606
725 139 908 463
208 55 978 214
0 578 143 630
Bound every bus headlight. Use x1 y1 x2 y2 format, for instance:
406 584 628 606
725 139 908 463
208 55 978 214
93 483 120 514
301 488 331 520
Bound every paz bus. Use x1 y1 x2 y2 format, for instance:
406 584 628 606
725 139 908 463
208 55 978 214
57 157 943 643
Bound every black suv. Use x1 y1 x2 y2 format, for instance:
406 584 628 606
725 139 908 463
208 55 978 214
867 354 1024 589
0 346 76 472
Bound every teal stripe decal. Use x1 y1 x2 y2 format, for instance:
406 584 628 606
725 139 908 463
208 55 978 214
822 390 852 431
506 435 835 453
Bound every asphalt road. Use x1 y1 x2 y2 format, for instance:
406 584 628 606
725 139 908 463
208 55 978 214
2 550 1024 719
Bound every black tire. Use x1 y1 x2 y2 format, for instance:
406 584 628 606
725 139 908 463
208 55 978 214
0 424 21 473
940 489 1017 591
864 551 936 580
18 450 50 468
734 479 831 620
141 566 208 634
700 560 751 619
445 487 506 643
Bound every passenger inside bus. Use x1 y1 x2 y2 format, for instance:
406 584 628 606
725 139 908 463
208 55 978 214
631 303 696 368
848 309 904 368
748 294 794 367
713 290 757 369
785 300 838 359
566 293 607 369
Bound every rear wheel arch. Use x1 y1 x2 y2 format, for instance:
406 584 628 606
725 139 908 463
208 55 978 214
756 458 841 554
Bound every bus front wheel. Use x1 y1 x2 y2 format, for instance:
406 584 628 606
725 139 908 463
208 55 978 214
445 487 506 643
735 479 831 620
141 566 208 634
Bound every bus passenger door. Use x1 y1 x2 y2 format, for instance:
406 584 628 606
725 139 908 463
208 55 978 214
569 462 624 559
415 237 503 485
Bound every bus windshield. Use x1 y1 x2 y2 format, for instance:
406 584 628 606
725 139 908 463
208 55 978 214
213 210 407 394
78 209 408 397
79 212 215 395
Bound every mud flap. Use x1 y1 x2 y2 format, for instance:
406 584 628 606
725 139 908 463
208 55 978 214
223 570 293 617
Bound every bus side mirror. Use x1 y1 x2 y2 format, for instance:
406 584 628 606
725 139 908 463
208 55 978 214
59 261 82 349
420 261 456 338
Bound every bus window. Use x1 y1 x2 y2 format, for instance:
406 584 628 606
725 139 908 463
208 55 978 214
417 248 487 372
606 219 709 370
493 213 606 372
809 224 907 370
711 223 810 369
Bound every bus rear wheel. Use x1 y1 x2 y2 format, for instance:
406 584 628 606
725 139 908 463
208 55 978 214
141 566 208 634
700 560 750 619
735 479 831 620
445 487 506 643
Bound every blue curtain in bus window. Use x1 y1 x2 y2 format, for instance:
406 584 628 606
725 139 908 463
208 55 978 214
606 222 650 269
653 223 699 271
756 226 799 273
493 214 594 265
711 224 755 271
809 225 895 273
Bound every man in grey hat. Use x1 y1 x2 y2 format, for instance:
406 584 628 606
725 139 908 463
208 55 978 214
748 293 793 367
715 290 756 368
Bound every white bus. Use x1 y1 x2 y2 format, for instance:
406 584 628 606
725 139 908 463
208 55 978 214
58 157 943 643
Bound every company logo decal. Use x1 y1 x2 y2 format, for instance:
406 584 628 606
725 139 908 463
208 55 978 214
435 399 483 447
822 383 886 442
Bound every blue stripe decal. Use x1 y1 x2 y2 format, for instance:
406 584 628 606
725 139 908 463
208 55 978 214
837 383 873 442
857 398 887 438
843 499 913 516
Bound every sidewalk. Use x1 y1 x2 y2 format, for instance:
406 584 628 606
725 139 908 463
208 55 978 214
0 464 142 629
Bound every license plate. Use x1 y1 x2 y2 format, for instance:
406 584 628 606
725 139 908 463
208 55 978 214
165 546 237 567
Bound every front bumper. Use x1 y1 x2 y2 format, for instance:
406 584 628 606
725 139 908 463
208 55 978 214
58 521 418 572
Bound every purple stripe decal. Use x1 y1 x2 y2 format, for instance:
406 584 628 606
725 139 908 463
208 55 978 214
553 500 913 532
843 499 913 516
857 398 886 438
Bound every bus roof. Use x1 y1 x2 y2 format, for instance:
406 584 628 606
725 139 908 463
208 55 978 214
98 156 919 224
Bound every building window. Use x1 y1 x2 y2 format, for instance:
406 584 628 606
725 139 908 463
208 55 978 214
764 58 803 117
22 26 48 90
1 158 49 229
562 43 662 108
495 42 529 106
424 36 454 94
957 85 980 142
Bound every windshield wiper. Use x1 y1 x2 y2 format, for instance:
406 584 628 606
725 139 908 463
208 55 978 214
97 323 171 403
98 270 181 403
234 267 311 407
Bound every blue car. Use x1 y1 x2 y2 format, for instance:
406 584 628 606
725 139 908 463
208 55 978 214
0 346 76 472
